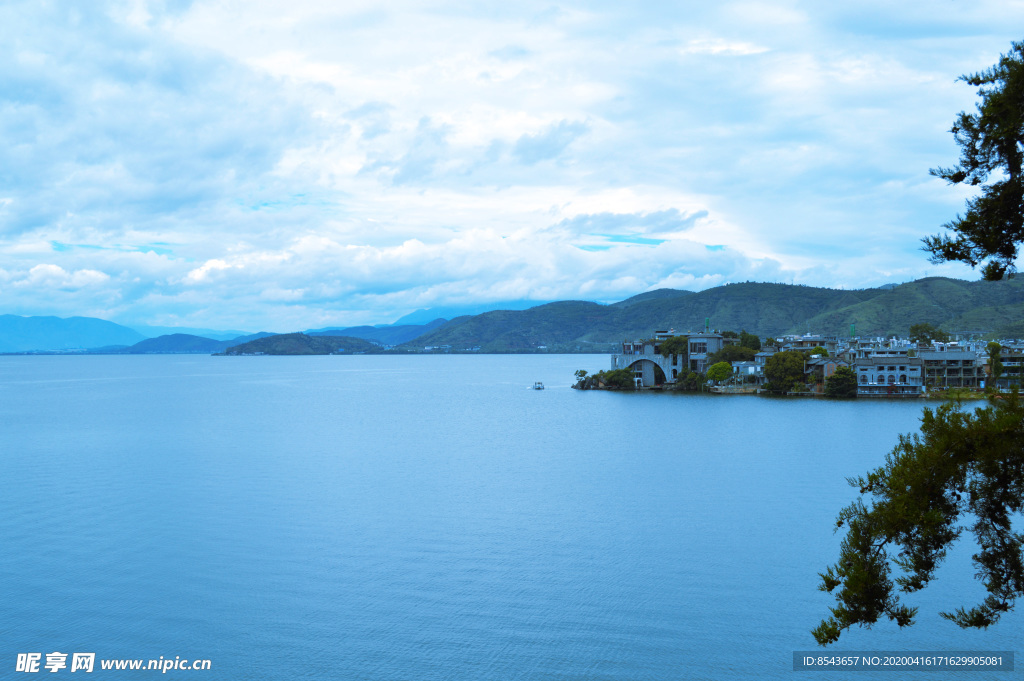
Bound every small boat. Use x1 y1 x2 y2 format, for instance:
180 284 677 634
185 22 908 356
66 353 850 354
532 381 545 390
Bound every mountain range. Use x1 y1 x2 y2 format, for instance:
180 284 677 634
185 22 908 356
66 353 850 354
2 277 1022 354
402 277 1024 352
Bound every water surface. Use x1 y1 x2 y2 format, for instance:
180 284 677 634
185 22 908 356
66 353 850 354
0 355 1017 679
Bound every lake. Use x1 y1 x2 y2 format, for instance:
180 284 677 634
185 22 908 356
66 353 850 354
0 354 1017 679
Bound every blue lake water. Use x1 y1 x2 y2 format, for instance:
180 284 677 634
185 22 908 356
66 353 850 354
0 354 1018 679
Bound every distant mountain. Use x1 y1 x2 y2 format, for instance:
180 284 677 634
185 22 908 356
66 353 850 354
221 333 381 355
0 315 146 352
125 334 231 354
799 277 1024 337
130 325 258 341
87 331 278 354
7 277 1022 356
610 288 693 307
405 301 621 353
403 278 1024 351
306 318 448 345
392 300 553 326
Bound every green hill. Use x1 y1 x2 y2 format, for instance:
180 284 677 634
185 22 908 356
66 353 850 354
222 333 381 355
404 278 1024 351
305 318 448 345
126 333 229 353
799 277 1024 337
610 288 693 307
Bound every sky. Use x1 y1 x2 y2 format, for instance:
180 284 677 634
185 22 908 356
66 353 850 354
2 1 1024 331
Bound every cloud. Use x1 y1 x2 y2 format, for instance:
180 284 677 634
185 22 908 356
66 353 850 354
680 38 769 56
16 264 111 290
0 0 1020 329
512 120 589 164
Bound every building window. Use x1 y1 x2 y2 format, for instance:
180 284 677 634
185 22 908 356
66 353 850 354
899 375 907 384
899 366 906 371
860 375 867 384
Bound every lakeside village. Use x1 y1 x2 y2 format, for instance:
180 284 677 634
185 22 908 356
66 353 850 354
573 324 1024 398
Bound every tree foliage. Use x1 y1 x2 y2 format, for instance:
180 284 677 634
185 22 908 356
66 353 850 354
987 341 1004 383
814 393 1024 645
824 366 858 398
739 330 762 351
707 344 757 365
909 322 950 344
706 361 732 384
925 41 1024 280
672 369 706 392
763 350 806 393
807 346 829 357
574 368 636 389
598 368 636 389
659 335 689 358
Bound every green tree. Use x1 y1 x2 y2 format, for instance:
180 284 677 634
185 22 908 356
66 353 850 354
824 366 858 398
706 344 757 365
925 41 1024 280
672 369 706 392
739 330 762 351
987 341 1004 386
763 350 806 393
597 368 636 389
706 361 732 384
807 346 829 357
721 330 739 339
659 335 689 359
814 393 1024 645
909 322 950 344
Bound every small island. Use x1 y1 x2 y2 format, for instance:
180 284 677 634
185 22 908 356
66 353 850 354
218 333 382 356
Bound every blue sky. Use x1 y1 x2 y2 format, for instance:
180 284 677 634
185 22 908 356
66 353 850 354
2 1 1023 330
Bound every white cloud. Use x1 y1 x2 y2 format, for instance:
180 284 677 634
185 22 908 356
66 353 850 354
11 264 111 290
680 39 769 56
0 0 1021 329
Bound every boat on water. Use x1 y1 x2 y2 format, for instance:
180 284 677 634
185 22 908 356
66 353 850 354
532 381 545 390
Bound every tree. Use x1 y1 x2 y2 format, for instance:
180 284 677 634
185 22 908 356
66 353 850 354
807 346 829 357
659 335 688 359
987 341 1004 387
597 368 636 389
739 330 761 351
672 369 706 392
824 366 858 398
924 41 1024 280
706 361 732 384
763 350 806 393
814 394 1024 645
706 344 756 365
908 322 950 344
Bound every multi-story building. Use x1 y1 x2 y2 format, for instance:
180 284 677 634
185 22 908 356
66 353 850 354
853 353 924 396
611 330 729 387
919 344 983 388
804 356 849 393
987 343 1024 389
